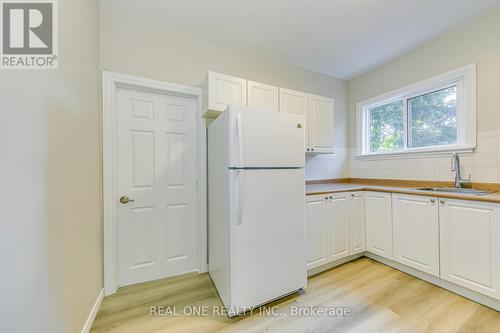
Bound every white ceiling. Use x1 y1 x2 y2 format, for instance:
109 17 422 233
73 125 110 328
101 0 500 79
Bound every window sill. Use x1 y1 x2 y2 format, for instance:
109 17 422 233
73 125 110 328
356 145 475 160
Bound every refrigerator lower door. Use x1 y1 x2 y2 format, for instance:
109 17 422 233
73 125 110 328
228 168 306 314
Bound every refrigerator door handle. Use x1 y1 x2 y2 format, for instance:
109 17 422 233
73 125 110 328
236 112 245 167
237 169 245 225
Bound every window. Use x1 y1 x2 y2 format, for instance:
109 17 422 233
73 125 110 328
357 64 476 158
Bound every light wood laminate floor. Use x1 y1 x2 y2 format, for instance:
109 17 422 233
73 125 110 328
91 258 500 332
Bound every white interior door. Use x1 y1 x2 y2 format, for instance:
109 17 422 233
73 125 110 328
117 87 198 287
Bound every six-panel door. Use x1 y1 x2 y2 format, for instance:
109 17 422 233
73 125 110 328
117 88 198 287
305 195 329 270
366 191 393 260
392 194 440 276
439 198 500 300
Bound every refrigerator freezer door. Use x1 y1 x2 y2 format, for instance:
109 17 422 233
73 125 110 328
229 168 307 312
228 106 305 168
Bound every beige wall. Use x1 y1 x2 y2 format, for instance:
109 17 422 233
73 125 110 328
347 8 500 148
0 1 102 332
346 8 500 183
99 6 348 153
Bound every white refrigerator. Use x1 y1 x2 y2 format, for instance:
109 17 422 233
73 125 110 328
208 105 307 316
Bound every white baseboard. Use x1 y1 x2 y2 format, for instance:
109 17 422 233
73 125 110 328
307 253 363 277
365 253 500 312
81 288 104 333
307 252 500 312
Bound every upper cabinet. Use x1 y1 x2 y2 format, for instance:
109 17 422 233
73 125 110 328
247 81 279 112
308 94 335 153
205 72 335 154
280 89 335 154
280 88 310 149
207 72 247 112
279 88 308 116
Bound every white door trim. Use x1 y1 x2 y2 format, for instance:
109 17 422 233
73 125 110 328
102 71 206 296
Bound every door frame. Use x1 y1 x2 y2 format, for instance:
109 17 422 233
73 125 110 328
102 71 206 295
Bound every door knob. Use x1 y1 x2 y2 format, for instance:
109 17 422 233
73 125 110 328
120 196 134 204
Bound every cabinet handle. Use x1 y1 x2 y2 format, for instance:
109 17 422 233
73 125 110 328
430 198 436 203
329 196 333 199
440 200 446 204
351 193 355 197
306 148 310 151
324 197 329 200
311 148 314 151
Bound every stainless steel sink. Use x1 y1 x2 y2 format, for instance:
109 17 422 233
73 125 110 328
414 187 492 196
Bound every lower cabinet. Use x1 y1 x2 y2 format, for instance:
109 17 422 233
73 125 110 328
328 193 351 261
392 194 440 276
366 191 393 260
306 190 500 302
305 192 366 270
305 195 329 270
439 198 500 300
350 192 366 255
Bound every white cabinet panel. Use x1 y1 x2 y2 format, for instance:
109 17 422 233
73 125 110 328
366 191 393 259
247 81 279 112
208 72 247 111
350 192 366 255
439 199 500 300
305 195 329 270
308 95 335 153
392 194 439 276
328 193 350 261
279 88 308 116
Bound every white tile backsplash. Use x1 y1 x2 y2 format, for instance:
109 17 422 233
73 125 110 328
307 132 500 183
346 131 500 183
305 148 349 180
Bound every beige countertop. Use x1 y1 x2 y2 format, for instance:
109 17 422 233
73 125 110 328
306 181 500 204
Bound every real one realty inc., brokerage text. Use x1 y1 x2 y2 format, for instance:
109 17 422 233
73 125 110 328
150 305 351 318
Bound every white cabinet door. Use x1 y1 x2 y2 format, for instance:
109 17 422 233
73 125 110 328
328 193 351 261
392 194 439 276
279 88 309 150
308 95 334 154
305 195 329 270
208 72 247 111
350 192 366 255
247 81 279 112
366 191 393 259
439 198 500 300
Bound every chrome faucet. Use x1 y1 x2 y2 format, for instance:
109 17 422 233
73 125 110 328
451 153 471 188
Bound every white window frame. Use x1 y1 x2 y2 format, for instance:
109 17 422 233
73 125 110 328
356 63 476 159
